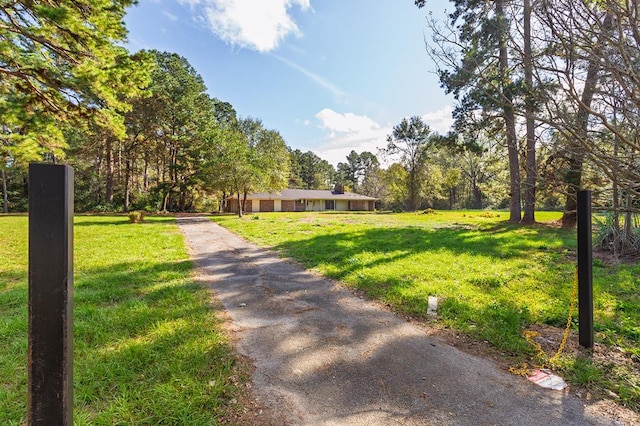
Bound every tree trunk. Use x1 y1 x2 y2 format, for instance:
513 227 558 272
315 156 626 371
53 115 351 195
2 168 8 213
169 144 179 211
143 153 149 191
522 0 536 223
623 193 633 255
162 191 169 212
408 169 418 211
497 0 521 222
474 184 482 209
237 192 243 218
561 13 612 228
220 191 227 213
612 182 620 257
561 156 582 229
612 102 620 257
105 136 115 205
124 159 131 212
179 190 186 212
243 191 249 215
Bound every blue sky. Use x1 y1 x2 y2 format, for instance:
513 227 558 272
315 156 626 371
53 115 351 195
124 0 453 165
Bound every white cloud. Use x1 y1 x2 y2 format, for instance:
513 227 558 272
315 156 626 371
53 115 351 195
313 109 390 165
316 109 381 136
179 0 311 52
421 105 454 134
311 106 455 166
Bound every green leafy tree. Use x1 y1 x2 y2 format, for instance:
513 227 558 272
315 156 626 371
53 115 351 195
336 150 380 194
144 51 215 211
255 128 290 191
289 150 335 190
68 50 225 212
1 0 152 211
381 163 409 210
209 128 254 217
416 0 521 221
209 118 290 217
0 0 150 146
384 116 433 211
358 151 382 197
337 150 361 191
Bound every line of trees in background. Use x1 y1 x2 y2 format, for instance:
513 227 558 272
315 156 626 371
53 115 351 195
413 0 640 255
287 118 518 214
1 1 638 254
1 2 292 217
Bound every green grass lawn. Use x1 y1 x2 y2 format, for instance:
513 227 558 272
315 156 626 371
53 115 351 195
0 215 239 425
211 210 640 409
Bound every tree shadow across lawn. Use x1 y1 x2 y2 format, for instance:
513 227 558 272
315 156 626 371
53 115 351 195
72 258 237 424
73 214 134 226
271 221 574 280
1 256 236 425
266 221 577 350
185 228 613 425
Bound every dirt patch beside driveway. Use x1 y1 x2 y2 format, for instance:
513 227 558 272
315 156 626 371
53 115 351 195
178 216 638 425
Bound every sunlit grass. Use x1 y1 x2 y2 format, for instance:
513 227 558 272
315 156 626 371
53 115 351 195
0 215 238 424
212 210 639 409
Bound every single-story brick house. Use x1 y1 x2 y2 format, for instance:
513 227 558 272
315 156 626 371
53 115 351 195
224 188 377 213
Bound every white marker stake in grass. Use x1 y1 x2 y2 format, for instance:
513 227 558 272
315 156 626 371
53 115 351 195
427 296 438 316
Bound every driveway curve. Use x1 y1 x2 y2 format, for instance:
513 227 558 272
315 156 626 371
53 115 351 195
177 216 632 425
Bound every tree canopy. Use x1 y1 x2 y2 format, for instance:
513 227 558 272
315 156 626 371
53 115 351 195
0 0 151 152
385 116 433 211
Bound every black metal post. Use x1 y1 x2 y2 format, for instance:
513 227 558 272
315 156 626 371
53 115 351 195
577 190 594 349
28 163 74 425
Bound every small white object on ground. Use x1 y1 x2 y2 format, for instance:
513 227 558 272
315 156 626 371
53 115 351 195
427 296 438 316
527 369 567 390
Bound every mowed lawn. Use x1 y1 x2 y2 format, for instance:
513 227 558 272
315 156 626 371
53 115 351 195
0 216 239 425
212 210 640 408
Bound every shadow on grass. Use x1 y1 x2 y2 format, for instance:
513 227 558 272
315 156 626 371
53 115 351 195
73 259 237 423
438 297 534 354
272 222 574 279
1 256 237 424
73 219 130 226
260 221 585 346
74 215 175 227
175 216 614 423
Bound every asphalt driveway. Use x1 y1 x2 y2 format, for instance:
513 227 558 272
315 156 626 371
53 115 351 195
177 216 633 425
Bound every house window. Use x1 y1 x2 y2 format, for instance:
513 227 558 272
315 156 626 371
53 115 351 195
325 200 335 210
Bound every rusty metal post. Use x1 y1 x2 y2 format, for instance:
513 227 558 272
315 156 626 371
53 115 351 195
577 190 594 349
28 163 74 425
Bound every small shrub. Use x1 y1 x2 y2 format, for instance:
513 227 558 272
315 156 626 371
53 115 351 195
92 203 115 213
252 215 260 220
468 276 506 289
594 212 640 254
128 211 145 224
392 208 404 213
422 208 436 214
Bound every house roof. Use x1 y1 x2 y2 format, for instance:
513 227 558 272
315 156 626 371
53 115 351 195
228 189 377 201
